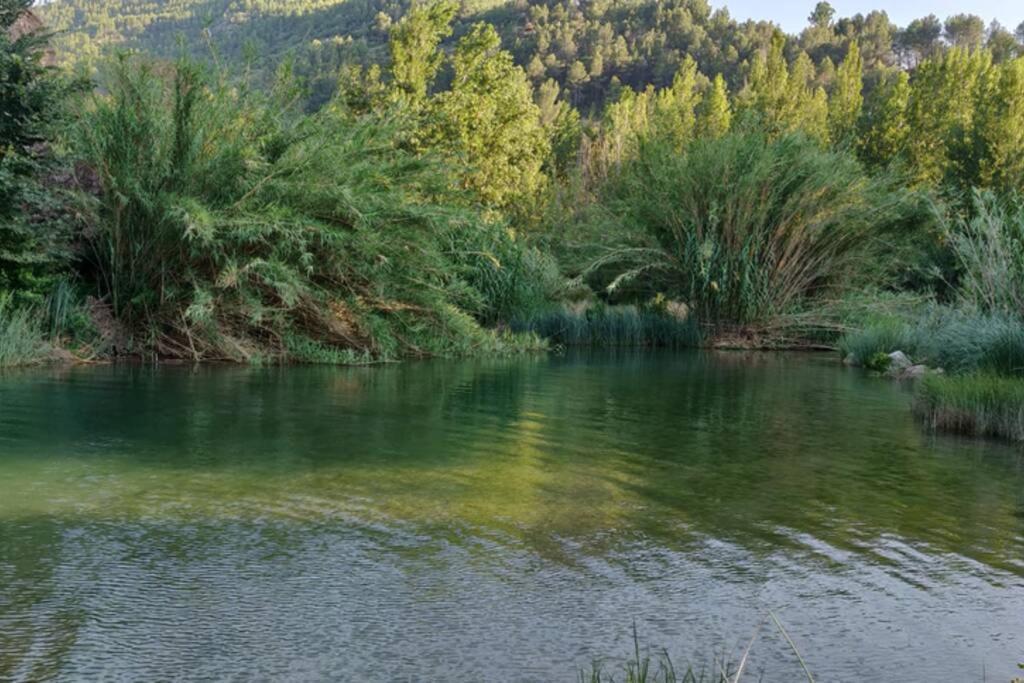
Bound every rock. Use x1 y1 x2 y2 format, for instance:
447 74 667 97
888 350 912 370
843 354 856 366
902 364 929 379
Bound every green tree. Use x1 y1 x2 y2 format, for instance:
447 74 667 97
427 23 550 212
905 47 991 186
388 0 457 103
651 56 700 150
944 14 986 50
1 0 74 297
829 40 863 143
857 70 910 167
972 57 1024 192
697 73 732 139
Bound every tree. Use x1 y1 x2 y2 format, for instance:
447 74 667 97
829 40 863 143
1 0 73 297
809 2 835 29
697 73 732 139
857 70 909 167
388 0 457 103
426 23 550 212
972 57 1024 192
898 15 942 66
651 56 700 150
944 14 986 51
986 21 1019 63
905 47 992 187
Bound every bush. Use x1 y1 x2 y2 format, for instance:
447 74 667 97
589 130 923 330
71 56 544 362
945 190 1024 316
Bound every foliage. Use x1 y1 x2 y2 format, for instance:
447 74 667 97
0 293 48 366
945 191 1024 316
915 372 1024 442
513 303 700 348
591 130 919 329
71 56 545 361
0 0 78 301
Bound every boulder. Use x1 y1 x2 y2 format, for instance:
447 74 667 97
887 350 912 370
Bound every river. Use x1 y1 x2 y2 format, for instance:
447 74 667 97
0 351 1021 680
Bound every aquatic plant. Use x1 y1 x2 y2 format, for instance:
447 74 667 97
0 294 48 366
513 304 700 348
915 373 1024 442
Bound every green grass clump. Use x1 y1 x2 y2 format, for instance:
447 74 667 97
588 130 922 331
839 320 916 367
513 304 700 348
915 373 1024 442
0 295 49 367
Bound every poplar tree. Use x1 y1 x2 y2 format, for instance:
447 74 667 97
697 74 732 139
829 40 863 143
857 70 910 167
973 57 1024 192
651 56 700 150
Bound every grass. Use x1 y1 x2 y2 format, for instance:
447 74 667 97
586 130 923 331
838 306 1024 373
513 304 700 348
914 373 1024 442
581 616 815 683
0 295 49 367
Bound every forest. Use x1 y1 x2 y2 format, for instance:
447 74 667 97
5 0 1024 440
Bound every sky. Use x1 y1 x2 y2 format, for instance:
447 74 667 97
716 1 1024 33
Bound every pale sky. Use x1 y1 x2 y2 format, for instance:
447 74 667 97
717 1 1023 32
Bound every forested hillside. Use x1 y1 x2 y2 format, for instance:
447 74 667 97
38 0 1024 111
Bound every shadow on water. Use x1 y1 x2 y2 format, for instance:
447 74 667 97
1 351 1022 680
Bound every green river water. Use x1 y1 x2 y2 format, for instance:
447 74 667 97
0 351 1022 681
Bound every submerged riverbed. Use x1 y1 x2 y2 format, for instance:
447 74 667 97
0 351 1022 681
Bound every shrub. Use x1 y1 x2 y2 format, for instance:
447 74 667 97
945 190 1024 316
589 130 922 330
72 56 544 362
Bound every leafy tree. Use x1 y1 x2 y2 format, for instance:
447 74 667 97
829 40 863 143
426 23 550 212
972 57 1024 192
897 15 942 66
388 0 456 103
857 70 909 167
904 47 991 187
651 56 701 150
697 73 732 139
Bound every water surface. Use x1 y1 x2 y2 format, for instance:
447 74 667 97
1 351 1022 681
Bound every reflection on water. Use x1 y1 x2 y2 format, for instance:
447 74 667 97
0 351 1022 680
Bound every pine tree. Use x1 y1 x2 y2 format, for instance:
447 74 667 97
829 40 863 143
697 73 731 139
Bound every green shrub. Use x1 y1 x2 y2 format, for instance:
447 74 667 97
589 130 922 330
945 190 1024 315
72 56 543 362
915 373 1024 442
